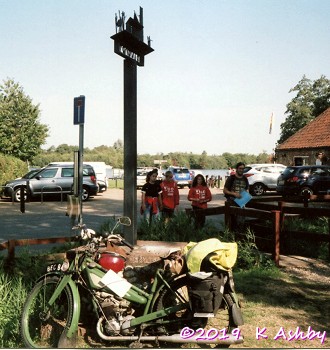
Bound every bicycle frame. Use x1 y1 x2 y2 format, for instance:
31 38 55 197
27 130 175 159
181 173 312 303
41 252 189 342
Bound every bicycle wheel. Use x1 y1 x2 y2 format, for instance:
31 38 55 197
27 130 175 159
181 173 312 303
155 275 235 334
21 276 74 348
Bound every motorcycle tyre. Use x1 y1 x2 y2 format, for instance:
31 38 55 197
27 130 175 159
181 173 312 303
155 275 235 335
21 276 74 348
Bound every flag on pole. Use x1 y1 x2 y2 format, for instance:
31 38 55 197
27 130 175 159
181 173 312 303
269 112 273 134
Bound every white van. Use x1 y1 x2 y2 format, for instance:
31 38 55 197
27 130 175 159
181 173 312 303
84 162 108 192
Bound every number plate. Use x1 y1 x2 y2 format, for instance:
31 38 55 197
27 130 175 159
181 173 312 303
278 180 284 185
46 263 64 273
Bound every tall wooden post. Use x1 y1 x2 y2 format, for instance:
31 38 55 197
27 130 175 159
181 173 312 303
111 7 153 245
123 59 138 243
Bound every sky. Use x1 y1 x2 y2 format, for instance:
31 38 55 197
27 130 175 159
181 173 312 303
1 0 330 156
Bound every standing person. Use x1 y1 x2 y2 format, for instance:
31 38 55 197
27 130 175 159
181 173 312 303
160 171 180 223
141 171 163 224
188 174 212 228
315 152 323 165
223 162 249 230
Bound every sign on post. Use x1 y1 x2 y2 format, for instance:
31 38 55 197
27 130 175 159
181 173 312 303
73 95 85 125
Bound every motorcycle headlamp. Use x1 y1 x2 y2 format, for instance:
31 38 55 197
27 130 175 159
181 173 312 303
61 260 70 272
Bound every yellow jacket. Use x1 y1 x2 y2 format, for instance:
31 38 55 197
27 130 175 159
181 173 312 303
183 238 237 273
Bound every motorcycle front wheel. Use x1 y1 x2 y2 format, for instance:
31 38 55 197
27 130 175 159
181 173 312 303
21 276 74 348
155 275 235 334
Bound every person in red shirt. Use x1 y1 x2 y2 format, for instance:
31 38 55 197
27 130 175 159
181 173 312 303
160 171 180 223
188 174 212 228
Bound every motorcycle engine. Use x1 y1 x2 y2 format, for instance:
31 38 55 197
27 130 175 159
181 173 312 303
96 294 136 337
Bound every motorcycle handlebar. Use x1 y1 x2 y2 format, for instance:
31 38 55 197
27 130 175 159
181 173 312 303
121 239 134 250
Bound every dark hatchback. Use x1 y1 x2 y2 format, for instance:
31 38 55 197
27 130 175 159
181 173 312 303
276 165 330 196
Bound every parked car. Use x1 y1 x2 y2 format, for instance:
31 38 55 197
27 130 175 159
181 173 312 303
164 166 192 188
243 163 287 196
136 167 163 188
48 161 108 193
276 165 330 196
137 168 149 188
2 163 98 202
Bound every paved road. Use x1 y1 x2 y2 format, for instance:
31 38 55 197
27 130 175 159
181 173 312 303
0 187 226 253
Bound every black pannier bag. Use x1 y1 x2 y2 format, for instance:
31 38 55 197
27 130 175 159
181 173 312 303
188 272 225 317
187 252 226 328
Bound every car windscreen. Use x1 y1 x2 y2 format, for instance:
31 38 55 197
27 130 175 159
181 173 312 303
173 169 189 174
22 169 41 179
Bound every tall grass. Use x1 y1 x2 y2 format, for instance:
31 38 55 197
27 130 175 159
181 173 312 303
0 251 45 348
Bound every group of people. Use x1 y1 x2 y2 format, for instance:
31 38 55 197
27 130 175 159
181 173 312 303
140 169 213 227
140 169 179 224
140 162 248 229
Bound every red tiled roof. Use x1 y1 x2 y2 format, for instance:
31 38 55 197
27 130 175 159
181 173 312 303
276 107 330 150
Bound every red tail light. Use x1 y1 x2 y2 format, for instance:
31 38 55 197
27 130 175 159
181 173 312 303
90 175 97 184
287 176 299 183
244 173 254 178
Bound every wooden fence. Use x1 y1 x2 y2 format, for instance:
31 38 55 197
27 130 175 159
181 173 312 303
0 236 72 262
186 195 330 267
1 195 329 267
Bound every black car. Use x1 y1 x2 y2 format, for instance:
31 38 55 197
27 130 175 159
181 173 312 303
276 165 330 196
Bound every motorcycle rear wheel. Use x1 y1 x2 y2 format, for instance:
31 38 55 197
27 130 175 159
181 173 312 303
155 275 235 334
21 276 74 348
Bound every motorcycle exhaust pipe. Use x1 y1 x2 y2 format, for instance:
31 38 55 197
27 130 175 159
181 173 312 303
97 332 243 346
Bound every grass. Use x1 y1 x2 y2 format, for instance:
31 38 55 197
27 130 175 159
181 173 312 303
108 179 124 189
233 267 329 348
282 216 330 260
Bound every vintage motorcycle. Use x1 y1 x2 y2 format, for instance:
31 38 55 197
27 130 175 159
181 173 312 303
20 217 244 348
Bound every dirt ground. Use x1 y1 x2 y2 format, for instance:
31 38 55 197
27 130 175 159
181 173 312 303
279 254 330 285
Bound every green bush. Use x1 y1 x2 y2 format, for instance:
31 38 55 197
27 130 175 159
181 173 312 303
0 153 28 186
136 212 272 270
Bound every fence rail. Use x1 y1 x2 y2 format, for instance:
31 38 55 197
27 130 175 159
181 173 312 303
187 194 330 266
0 236 72 261
2 195 330 267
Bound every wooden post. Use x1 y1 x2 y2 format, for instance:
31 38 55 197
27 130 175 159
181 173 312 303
278 201 284 229
328 218 330 259
271 210 281 267
8 239 15 262
224 201 232 231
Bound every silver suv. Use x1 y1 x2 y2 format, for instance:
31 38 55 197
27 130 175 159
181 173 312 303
243 163 286 196
2 163 98 202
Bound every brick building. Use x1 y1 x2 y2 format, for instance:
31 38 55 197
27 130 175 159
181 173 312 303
275 107 330 166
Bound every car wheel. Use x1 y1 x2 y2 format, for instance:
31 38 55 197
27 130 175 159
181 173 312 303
251 183 265 196
14 187 27 202
82 187 90 201
300 187 314 196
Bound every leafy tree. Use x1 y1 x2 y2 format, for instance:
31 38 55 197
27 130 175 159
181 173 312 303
0 79 49 162
113 139 123 150
278 75 330 144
